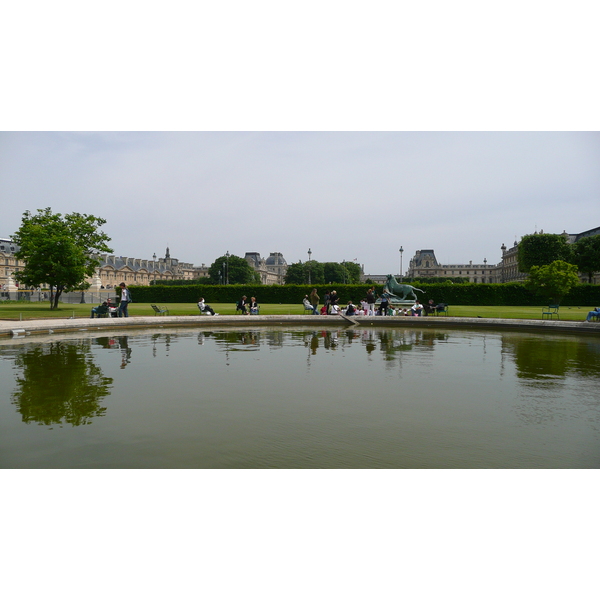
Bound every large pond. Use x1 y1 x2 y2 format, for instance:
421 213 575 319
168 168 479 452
1 326 599 468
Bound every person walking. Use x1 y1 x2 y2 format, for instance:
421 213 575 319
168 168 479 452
118 282 131 317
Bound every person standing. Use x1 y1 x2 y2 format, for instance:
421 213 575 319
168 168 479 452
366 287 376 316
118 282 131 317
329 290 339 315
379 292 389 316
309 288 320 314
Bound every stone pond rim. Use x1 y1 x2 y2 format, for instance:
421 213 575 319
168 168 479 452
1 314 598 339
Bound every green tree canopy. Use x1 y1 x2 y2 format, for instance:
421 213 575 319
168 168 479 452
208 254 259 285
12 208 112 309
285 260 362 285
284 261 324 285
572 235 600 283
525 260 580 303
341 261 362 284
323 262 348 284
517 233 572 273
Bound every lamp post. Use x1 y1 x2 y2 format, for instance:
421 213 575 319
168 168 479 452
399 246 404 282
225 251 230 284
153 253 157 284
307 248 312 285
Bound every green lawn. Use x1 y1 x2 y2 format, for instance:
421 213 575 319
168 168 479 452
0 301 593 321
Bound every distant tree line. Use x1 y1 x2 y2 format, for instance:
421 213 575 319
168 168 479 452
284 260 362 285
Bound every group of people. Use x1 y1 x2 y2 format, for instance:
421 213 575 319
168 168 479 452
90 282 132 318
236 295 259 315
303 288 369 316
302 287 448 318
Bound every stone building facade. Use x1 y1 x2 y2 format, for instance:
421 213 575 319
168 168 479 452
245 252 288 285
407 249 500 283
0 241 210 291
93 247 209 288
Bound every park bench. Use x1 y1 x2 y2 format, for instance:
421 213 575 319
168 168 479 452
151 304 169 316
542 304 559 320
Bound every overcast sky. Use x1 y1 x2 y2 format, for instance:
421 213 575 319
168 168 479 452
1 131 599 275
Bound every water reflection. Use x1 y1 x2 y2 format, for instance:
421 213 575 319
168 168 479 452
1 327 599 468
11 341 113 427
503 335 600 380
301 328 448 361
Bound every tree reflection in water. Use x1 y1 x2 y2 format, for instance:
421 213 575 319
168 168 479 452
11 341 113 427
504 336 600 380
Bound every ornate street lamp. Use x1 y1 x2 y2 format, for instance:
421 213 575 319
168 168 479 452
307 248 312 285
225 251 230 285
153 253 157 284
399 246 404 282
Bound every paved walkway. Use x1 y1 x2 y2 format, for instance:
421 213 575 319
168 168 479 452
1 314 598 338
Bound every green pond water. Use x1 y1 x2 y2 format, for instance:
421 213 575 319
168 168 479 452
1 326 599 468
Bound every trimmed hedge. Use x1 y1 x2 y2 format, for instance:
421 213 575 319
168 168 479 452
124 283 600 307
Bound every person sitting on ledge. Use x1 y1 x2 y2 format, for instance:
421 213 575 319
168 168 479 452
411 301 423 316
585 307 600 322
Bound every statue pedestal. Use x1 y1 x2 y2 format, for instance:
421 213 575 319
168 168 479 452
90 271 102 291
6 275 18 292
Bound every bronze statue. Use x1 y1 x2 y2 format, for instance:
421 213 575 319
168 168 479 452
383 275 424 303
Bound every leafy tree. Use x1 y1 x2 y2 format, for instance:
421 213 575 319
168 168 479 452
284 262 305 284
323 262 348 284
284 261 324 285
286 260 361 284
341 261 362 284
517 233 572 273
208 254 259 285
572 235 600 283
12 208 112 309
525 260 580 304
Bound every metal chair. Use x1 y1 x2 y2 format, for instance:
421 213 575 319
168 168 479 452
542 305 559 320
